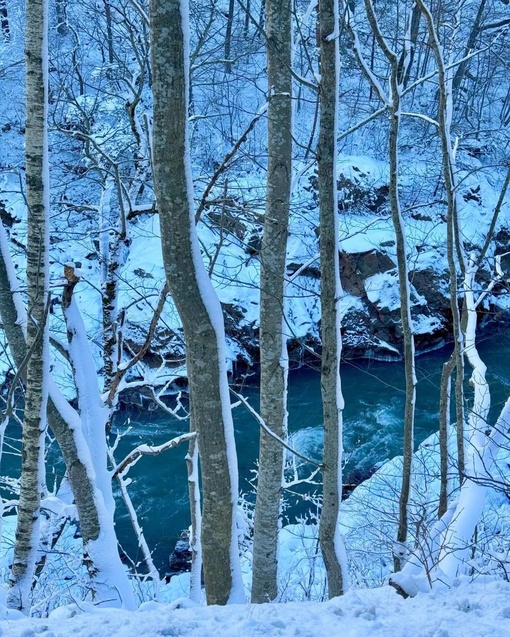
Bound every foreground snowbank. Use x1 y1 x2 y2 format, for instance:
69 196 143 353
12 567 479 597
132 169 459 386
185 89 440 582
2 578 510 636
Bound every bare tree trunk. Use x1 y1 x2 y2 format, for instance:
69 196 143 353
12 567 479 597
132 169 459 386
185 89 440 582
8 0 49 610
438 355 454 518
224 0 235 73
103 0 115 65
396 4 421 89
251 0 292 604
150 0 242 605
317 0 347 600
55 0 67 35
451 0 487 99
363 0 416 573
416 0 466 480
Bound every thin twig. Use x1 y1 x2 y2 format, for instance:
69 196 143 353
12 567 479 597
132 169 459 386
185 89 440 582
230 389 323 468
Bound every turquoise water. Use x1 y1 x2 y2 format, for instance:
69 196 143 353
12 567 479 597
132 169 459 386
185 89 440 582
111 331 510 573
2 331 509 574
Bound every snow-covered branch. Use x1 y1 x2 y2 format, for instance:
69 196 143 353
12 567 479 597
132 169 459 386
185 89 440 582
112 432 196 479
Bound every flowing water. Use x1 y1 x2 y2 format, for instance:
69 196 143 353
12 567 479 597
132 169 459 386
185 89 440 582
2 331 509 575
110 331 510 573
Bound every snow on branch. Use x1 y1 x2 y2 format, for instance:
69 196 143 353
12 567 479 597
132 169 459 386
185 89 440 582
400 112 438 127
112 431 196 479
343 6 390 106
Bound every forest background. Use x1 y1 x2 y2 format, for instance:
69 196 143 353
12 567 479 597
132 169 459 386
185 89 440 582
0 0 510 619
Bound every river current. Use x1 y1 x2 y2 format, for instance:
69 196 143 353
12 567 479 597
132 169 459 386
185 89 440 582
2 332 509 575
110 330 510 573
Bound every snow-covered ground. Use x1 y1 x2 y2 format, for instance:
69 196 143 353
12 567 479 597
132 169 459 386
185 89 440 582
3 423 510 632
2 578 510 636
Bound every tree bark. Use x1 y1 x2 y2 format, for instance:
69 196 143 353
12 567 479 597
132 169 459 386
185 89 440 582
317 0 347 600
150 0 242 605
8 0 49 610
438 355 455 518
451 0 487 99
363 0 416 573
251 0 292 604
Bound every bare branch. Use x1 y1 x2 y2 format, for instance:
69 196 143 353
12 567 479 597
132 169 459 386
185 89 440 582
230 389 323 468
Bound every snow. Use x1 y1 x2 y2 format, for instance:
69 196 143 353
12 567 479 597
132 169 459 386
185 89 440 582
365 271 401 311
1 0 510 625
2 578 510 636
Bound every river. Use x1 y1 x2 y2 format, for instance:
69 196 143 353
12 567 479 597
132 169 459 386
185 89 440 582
1 331 509 575
109 330 510 574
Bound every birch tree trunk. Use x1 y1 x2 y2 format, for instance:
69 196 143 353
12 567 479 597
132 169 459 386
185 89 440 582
8 0 49 610
0 226 139 605
317 0 348 599
251 0 292 603
150 0 242 605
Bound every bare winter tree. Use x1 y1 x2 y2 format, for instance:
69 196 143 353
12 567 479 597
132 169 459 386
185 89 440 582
150 0 243 605
346 0 417 572
317 0 348 599
7 0 49 611
251 0 292 604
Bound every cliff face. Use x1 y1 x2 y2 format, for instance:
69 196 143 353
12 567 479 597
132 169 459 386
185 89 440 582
111 151 510 395
1 139 509 396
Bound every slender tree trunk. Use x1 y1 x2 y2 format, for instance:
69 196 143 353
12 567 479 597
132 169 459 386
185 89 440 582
396 4 421 89
224 0 235 73
55 0 68 35
388 79 416 573
103 0 115 65
451 0 487 99
8 0 49 610
416 0 466 480
438 355 455 518
317 0 347 599
150 0 242 605
363 0 416 573
251 0 292 604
